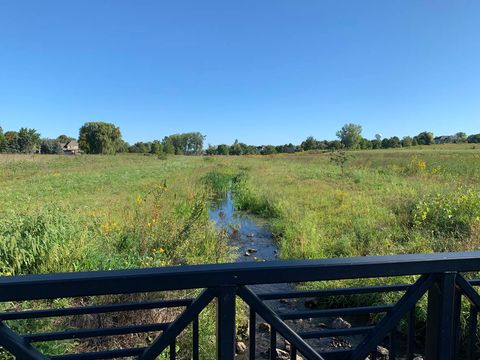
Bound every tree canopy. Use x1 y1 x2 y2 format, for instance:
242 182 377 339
79 122 124 154
336 123 363 149
162 132 205 155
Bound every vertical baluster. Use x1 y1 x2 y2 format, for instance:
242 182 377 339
389 328 397 359
270 327 277 359
425 272 458 360
216 286 236 360
290 345 297 360
192 315 199 360
468 305 478 360
170 339 176 360
407 309 416 360
249 307 256 360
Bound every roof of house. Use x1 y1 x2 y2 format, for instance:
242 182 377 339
64 140 79 149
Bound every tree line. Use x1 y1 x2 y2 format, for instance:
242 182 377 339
1 121 479 155
205 124 480 155
0 122 205 155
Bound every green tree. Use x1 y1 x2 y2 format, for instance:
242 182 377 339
402 136 413 147
162 138 175 154
17 128 41 153
230 139 243 155
300 136 318 151
41 139 63 154
414 131 434 145
162 133 205 155
360 138 373 150
150 140 163 155
336 123 363 149
261 145 277 155
205 144 217 155
4 131 19 152
78 122 123 154
371 139 382 149
454 132 467 143
382 136 401 148
467 134 480 143
0 126 5 152
216 144 230 155
57 134 74 143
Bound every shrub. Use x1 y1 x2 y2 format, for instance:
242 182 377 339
0 206 84 275
412 188 480 240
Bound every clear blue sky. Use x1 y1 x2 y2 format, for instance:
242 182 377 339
1 1 479 145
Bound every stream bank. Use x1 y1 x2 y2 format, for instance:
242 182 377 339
208 192 363 359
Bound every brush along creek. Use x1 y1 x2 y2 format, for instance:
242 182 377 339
208 192 392 359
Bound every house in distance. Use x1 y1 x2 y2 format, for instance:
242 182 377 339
63 140 80 155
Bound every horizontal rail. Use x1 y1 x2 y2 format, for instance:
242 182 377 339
1 251 479 301
298 325 375 339
259 283 411 300
50 347 146 360
0 299 193 321
279 304 393 320
24 323 170 342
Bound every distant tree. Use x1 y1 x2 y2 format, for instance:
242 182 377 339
454 132 467 143
57 134 75 143
205 144 217 155
327 140 344 150
129 142 151 153
467 134 480 143
244 145 260 155
79 122 123 154
360 138 373 150
278 143 297 153
414 131 434 145
41 139 63 154
300 136 318 151
162 132 205 155
375 134 382 141
150 140 163 155
17 128 41 153
0 126 5 152
117 140 129 153
385 136 401 148
261 145 277 155
162 138 175 154
401 136 413 147
230 139 243 155
216 144 230 155
336 123 363 149
4 131 19 152
371 139 382 149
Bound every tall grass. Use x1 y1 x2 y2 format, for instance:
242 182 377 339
1 147 479 357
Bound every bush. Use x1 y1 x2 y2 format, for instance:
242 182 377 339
0 206 84 275
412 188 480 240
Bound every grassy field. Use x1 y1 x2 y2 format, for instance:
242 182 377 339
1 144 479 274
1 145 479 357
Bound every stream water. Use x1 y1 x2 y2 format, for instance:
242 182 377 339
208 192 357 358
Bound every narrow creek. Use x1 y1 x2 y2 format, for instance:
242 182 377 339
209 191 359 359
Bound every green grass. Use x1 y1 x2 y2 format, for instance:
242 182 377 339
1 146 479 273
1 145 479 357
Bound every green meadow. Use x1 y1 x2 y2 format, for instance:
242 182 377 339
1 144 480 276
1 145 479 357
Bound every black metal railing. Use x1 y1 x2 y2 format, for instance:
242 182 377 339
0 251 479 359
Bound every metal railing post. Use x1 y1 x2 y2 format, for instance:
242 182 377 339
216 286 236 360
425 272 459 360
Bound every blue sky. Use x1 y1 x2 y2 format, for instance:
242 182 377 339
1 1 479 145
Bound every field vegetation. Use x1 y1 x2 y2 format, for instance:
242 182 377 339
1 144 479 357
